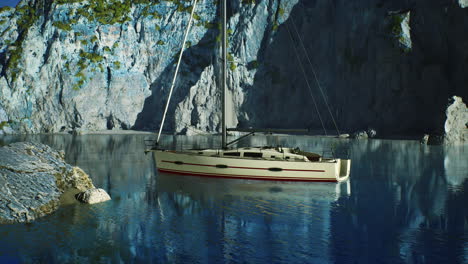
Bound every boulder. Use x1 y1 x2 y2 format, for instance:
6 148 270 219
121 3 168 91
75 188 111 204
0 142 95 224
353 131 369 139
420 134 429 144
388 11 412 52
420 134 444 145
367 128 377 138
444 96 468 145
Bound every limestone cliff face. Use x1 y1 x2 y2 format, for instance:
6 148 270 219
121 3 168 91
0 0 296 134
0 0 467 136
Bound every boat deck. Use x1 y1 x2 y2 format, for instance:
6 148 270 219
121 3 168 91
170 147 335 163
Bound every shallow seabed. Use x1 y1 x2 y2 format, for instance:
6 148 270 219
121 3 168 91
0 134 466 264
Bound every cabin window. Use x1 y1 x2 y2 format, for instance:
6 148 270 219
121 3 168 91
268 167 283 172
216 164 228 168
244 152 263 158
224 152 240 157
271 156 275 158
285 156 290 160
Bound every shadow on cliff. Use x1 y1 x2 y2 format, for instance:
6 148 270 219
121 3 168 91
132 16 219 133
243 0 468 136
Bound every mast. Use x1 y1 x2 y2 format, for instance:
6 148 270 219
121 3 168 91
221 0 227 149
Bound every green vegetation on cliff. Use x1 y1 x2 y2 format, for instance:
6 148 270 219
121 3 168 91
5 0 209 90
53 21 72 31
0 6 13 13
6 4 39 82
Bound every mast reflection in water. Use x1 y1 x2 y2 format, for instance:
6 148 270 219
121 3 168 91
0 134 466 263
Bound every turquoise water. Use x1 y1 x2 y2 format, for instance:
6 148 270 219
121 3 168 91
0 134 466 263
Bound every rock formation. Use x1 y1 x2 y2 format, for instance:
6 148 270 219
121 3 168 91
0 0 467 136
444 96 468 145
0 0 297 135
0 142 108 224
75 188 111 204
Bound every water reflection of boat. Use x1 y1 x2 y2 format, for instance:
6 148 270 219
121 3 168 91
156 171 351 203
154 171 351 263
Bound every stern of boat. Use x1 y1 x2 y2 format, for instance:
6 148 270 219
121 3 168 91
337 159 351 182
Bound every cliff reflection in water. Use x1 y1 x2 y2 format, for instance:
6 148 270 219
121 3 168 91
0 134 466 263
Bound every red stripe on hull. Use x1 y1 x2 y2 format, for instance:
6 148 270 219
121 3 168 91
161 160 325 172
157 168 338 182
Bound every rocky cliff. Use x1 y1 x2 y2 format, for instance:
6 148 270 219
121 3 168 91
247 0 468 136
0 0 467 136
0 0 297 134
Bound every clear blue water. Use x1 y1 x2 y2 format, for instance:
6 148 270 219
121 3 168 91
0 134 466 264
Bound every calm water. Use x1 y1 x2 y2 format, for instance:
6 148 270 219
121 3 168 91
0 134 466 264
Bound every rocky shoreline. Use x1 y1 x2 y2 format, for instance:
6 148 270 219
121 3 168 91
0 142 110 224
2 94 466 145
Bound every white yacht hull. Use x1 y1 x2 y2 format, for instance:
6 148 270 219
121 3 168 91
152 149 350 182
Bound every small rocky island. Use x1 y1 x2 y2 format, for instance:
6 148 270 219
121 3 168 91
0 142 110 224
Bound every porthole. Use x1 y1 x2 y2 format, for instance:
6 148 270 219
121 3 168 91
268 167 283 172
174 161 184 165
216 164 228 169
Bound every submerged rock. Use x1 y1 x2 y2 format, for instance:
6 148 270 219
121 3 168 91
367 129 377 138
0 142 96 224
444 96 468 145
75 188 111 205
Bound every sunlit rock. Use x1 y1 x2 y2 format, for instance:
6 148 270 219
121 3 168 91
420 134 444 145
420 134 429 144
353 131 368 139
444 96 468 145
0 142 95 224
389 11 412 52
0 0 297 135
75 188 111 204
459 0 468 8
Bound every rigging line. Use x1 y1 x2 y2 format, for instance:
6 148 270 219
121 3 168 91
156 0 199 144
289 17 341 136
285 22 328 136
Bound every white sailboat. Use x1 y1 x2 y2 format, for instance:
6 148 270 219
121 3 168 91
148 0 351 182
